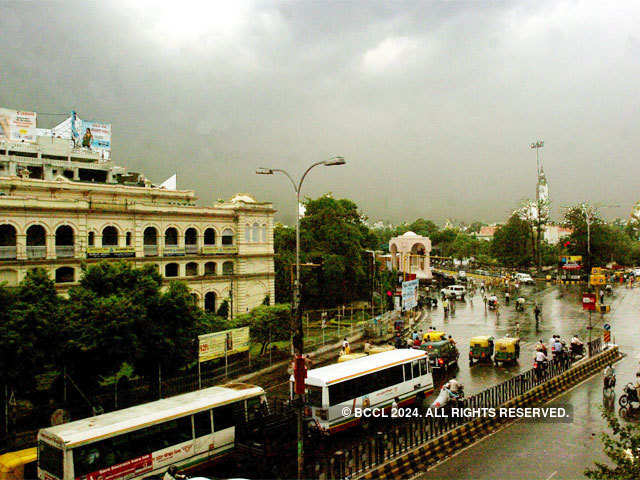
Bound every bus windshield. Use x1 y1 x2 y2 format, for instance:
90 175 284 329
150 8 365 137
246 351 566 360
307 385 323 407
38 441 63 479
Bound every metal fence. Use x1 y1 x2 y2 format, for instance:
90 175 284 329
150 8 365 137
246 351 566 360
307 337 604 479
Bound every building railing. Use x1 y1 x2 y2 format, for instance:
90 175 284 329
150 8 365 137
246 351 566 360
55 245 75 258
185 244 199 254
26 246 46 259
0 246 17 260
143 245 159 257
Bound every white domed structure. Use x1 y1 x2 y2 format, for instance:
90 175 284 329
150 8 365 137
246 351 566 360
389 232 432 280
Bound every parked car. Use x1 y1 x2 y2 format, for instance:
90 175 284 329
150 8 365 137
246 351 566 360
515 273 534 284
441 285 466 300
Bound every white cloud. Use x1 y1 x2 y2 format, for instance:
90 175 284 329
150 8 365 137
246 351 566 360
361 36 420 73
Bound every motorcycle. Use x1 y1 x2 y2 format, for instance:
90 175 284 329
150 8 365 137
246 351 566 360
619 383 639 407
570 342 584 361
619 383 640 420
533 359 548 379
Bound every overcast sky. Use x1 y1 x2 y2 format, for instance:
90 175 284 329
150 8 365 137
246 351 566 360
1 1 639 225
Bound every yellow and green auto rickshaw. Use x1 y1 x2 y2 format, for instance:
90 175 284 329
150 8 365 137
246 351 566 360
0 448 37 480
469 335 494 364
493 337 520 365
423 330 447 342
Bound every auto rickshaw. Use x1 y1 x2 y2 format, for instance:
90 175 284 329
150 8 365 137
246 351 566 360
469 335 494 364
420 339 459 370
493 337 520 365
423 330 447 342
0 447 37 480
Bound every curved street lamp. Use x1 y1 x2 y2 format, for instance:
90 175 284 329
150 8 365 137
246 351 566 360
256 156 345 479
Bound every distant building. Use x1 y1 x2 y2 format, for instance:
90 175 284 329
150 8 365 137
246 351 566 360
389 231 432 279
543 225 572 244
475 225 499 241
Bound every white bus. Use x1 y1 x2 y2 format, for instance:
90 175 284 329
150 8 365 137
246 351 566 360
37 383 266 480
299 349 433 434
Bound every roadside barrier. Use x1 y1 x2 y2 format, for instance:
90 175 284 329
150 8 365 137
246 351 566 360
308 340 620 480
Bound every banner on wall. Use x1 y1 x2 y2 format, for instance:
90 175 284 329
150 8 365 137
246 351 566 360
52 111 111 158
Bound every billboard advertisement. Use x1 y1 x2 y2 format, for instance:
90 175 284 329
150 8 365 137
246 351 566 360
0 107 37 143
52 111 111 158
198 327 250 363
402 279 419 310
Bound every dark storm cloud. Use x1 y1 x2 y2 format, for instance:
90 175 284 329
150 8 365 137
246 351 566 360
1 1 639 224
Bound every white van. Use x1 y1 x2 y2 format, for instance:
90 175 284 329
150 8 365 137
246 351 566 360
515 273 534 284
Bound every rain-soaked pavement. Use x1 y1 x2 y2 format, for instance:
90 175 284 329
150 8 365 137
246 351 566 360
420 282 638 480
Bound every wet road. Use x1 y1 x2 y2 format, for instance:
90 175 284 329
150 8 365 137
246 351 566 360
420 284 638 480
417 283 608 400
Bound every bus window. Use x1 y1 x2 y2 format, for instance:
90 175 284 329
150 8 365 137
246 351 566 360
38 442 63 480
213 401 242 431
306 385 323 407
419 358 428 376
194 410 212 438
403 363 412 381
412 361 420 379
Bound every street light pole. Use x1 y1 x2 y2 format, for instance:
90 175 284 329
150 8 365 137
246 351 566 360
256 156 345 479
530 140 544 271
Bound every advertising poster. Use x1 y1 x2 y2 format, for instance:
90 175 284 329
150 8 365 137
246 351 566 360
0 107 37 142
198 327 250 363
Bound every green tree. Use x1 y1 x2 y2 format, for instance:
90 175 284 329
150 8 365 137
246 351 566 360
234 304 291 354
585 408 640 479
490 214 533 267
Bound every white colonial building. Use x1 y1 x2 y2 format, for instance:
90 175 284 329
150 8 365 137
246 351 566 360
389 231 432 279
0 138 274 316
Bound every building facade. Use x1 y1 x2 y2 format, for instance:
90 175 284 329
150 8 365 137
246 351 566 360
0 140 275 316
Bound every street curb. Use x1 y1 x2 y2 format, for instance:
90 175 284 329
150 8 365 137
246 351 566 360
354 346 620 480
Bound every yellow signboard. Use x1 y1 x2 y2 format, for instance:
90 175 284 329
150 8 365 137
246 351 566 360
590 274 606 286
202 246 239 255
198 327 250 363
86 246 136 258
591 267 606 275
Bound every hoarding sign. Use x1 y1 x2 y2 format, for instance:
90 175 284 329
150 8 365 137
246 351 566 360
590 274 606 286
402 279 419 310
198 327 250 363
0 107 37 143
86 246 136 258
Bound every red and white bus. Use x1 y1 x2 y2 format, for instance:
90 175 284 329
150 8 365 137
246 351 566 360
37 383 266 480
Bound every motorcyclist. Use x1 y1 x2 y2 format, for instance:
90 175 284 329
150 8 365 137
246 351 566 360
534 350 547 379
551 336 564 362
515 297 525 311
445 379 464 404
570 335 584 357
535 339 547 355
164 466 186 480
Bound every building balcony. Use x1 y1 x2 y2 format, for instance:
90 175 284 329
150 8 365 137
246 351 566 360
185 244 199 255
144 245 159 257
56 245 75 258
202 245 239 255
26 246 47 259
0 246 17 260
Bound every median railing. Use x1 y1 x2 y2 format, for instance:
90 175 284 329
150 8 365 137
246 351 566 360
307 337 606 479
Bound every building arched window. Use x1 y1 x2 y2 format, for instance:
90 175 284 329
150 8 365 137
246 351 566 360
165 227 178 246
185 262 198 276
143 227 158 256
165 263 179 277
221 228 234 245
88 231 95 246
102 226 118 246
26 225 47 259
0 224 17 260
185 228 198 254
222 261 234 275
55 225 75 258
261 224 267 243
252 223 259 243
126 232 132 246
204 292 216 313
245 224 251 243
55 266 75 283
204 262 216 275
204 228 216 246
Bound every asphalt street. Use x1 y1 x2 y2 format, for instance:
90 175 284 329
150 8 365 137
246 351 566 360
420 283 637 480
